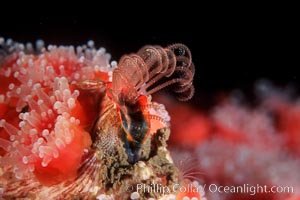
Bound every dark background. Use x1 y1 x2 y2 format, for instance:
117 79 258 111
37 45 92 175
0 15 297 107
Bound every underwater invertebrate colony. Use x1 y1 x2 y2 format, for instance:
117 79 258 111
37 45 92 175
0 38 198 199
165 81 300 200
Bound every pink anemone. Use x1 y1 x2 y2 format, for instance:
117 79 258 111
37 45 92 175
0 39 112 185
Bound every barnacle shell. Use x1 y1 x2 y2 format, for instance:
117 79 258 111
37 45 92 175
92 95 181 199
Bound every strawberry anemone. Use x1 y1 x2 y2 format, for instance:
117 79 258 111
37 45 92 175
0 40 112 185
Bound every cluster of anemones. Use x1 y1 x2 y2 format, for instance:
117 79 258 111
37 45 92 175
164 80 300 200
0 38 113 185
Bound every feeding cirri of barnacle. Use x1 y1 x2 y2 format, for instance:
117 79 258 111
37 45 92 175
81 44 195 164
0 38 198 200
